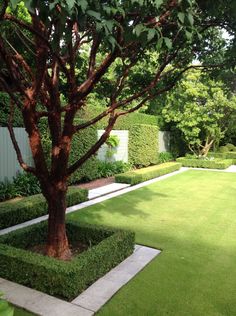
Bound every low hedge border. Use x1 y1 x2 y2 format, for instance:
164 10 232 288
115 162 181 185
0 221 135 301
176 157 233 169
208 152 236 161
0 187 88 230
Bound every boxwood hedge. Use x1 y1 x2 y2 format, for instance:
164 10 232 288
176 157 233 169
0 221 135 301
115 162 181 185
0 187 88 229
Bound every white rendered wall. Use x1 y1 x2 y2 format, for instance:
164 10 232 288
97 130 128 162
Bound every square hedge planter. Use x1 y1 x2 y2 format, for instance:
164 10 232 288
0 221 135 301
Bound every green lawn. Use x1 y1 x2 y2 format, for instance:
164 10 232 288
68 170 236 316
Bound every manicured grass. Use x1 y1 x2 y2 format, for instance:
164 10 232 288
13 305 35 316
68 170 236 316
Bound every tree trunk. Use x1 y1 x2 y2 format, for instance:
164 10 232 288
44 183 71 260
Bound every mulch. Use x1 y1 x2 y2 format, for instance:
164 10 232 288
77 176 115 190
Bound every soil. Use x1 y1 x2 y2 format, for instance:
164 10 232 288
28 241 89 261
77 176 115 190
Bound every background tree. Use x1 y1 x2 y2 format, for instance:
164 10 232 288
162 70 236 156
0 0 235 259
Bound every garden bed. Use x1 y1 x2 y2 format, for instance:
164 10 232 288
176 157 233 169
0 187 88 230
0 221 134 301
115 162 181 185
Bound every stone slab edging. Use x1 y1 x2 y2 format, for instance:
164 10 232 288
0 244 160 316
0 167 187 236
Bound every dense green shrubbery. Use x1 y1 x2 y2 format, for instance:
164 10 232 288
176 157 233 169
97 160 131 178
0 187 88 229
225 143 236 151
115 162 181 185
129 124 159 167
79 106 158 130
0 221 135 300
158 152 174 163
0 93 23 127
69 122 100 183
39 118 100 184
208 152 236 161
0 172 41 202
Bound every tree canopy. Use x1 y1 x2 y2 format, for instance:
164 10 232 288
162 70 236 156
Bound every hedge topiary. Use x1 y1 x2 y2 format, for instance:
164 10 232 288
0 187 88 229
128 124 159 167
0 221 135 300
115 162 181 185
176 157 233 169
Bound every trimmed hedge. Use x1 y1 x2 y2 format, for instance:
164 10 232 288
115 162 181 185
79 106 158 130
176 157 233 169
0 187 88 229
129 124 159 167
39 118 100 184
208 152 236 160
0 221 135 300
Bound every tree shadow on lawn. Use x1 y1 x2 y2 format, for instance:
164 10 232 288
67 185 179 237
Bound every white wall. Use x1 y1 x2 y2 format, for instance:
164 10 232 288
159 131 171 152
97 130 129 162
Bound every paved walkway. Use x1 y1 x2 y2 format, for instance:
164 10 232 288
88 183 130 199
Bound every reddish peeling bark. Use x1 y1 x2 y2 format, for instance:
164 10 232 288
43 182 71 259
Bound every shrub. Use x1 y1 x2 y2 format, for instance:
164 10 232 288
0 172 41 202
115 162 181 185
158 152 174 163
129 124 159 167
225 143 236 151
0 221 135 300
79 106 158 130
176 157 233 169
97 160 131 178
219 146 229 153
39 118 100 185
0 187 88 229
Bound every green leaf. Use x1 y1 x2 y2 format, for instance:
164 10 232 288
156 37 163 50
178 12 185 24
67 0 76 11
187 13 194 26
163 37 172 49
185 30 192 40
107 35 117 51
79 0 88 13
147 29 156 41
134 24 144 37
87 10 101 21
154 0 164 9
9 0 20 9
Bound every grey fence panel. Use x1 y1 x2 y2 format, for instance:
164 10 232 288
0 127 33 182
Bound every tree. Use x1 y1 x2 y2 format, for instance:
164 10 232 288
162 70 236 156
0 0 235 259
